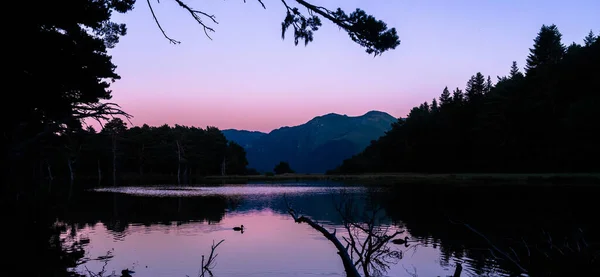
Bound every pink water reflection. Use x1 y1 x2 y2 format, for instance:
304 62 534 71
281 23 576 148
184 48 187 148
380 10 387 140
72 209 450 277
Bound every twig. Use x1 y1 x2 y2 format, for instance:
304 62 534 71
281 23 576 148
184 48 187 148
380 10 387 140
146 0 180 44
463 223 528 273
173 0 218 40
243 0 266 9
402 264 418 277
199 239 225 277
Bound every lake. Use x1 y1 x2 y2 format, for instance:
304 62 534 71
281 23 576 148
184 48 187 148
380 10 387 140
38 181 600 277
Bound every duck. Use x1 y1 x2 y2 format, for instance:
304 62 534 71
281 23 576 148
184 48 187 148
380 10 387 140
391 237 410 245
121 269 135 277
233 225 244 231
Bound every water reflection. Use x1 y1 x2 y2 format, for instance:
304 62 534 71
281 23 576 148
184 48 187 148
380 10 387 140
61 185 451 277
382 184 600 277
53 183 599 277
94 184 366 197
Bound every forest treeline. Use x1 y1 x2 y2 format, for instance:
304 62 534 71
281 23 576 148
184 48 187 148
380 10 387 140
331 25 599 174
11 118 249 186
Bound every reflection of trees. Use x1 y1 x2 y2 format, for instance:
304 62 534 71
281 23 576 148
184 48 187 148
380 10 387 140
7 191 89 277
383 185 600 276
58 192 234 235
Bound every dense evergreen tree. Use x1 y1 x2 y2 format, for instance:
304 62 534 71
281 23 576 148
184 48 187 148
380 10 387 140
583 30 596 47
525 24 566 73
465 72 486 102
331 24 600 174
484 75 493 94
439 86 452 107
452 87 464 103
509 61 524 79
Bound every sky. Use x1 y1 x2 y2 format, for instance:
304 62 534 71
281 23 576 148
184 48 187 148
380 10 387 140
106 0 599 133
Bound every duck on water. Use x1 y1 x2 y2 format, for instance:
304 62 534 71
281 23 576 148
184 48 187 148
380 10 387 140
233 225 244 231
391 237 410 245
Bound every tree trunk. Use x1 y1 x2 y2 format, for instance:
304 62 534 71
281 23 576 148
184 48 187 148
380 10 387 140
112 135 117 186
221 157 226 176
453 263 463 277
68 158 74 199
46 161 53 181
176 140 183 185
97 160 102 184
177 163 181 185
139 143 145 180
46 160 53 192
183 166 188 184
67 158 74 184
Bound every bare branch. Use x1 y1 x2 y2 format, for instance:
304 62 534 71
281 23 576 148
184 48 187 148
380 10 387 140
287 192 404 277
147 0 180 44
284 195 361 277
463 223 528 273
199 239 225 277
173 0 218 40
244 0 266 9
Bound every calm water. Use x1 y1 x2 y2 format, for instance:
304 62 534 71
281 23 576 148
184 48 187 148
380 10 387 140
62 184 456 277
53 182 599 277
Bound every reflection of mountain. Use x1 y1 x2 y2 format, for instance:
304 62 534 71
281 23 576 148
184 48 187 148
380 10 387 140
382 185 600 277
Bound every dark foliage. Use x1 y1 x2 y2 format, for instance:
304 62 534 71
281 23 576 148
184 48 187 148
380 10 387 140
331 25 600 174
146 0 400 56
382 184 600 276
274 161 295 175
5 0 133 189
53 120 249 184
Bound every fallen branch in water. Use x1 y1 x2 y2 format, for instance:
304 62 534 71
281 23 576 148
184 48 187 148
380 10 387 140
199 239 225 277
285 191 406 277
333 190 404 277
285 196 361 277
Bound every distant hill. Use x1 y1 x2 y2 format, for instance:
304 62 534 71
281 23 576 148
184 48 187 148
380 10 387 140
221 129 266 149
223 111 398 173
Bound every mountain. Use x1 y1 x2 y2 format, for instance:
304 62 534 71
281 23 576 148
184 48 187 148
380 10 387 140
221 129 267 149
223 111 398 173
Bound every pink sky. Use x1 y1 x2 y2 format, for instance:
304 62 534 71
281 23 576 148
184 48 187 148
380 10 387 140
106 0 598 133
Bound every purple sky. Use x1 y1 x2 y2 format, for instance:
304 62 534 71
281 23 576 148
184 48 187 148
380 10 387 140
107 0 598 132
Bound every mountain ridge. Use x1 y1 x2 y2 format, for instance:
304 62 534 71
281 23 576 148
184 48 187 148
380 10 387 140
222 111 398 173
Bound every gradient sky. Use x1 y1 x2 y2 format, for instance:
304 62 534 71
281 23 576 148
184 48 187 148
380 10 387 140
107 0 599 132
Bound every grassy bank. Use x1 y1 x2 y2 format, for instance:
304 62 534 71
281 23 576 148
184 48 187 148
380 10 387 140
74 172 600 187
203 173 600 186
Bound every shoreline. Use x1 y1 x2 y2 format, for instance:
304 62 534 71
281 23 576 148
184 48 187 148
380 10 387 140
202 173 600 185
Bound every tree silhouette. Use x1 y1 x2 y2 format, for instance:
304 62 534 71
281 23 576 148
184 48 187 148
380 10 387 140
439 86 452 107
332 24 600 174
274 161 295 175
525 24 566 73
509 61 524 79
465 72 486 102
583 30 597 47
